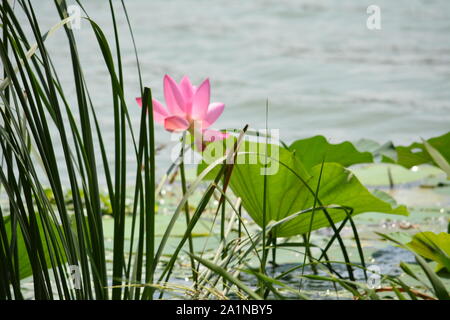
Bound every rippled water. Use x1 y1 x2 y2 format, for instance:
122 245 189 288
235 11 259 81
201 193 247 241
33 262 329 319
16 0 450 183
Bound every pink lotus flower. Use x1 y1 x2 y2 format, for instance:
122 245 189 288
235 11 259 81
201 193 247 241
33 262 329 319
137 75 227 150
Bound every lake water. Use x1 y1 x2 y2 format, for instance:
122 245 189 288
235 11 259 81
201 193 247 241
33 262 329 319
18 0 450 184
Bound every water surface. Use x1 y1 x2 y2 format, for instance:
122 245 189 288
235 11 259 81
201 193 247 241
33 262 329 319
18 0 450 183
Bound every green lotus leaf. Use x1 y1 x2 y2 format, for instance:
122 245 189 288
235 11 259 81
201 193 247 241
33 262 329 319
198 140 408 237
289 135 373 171
407 232 450 273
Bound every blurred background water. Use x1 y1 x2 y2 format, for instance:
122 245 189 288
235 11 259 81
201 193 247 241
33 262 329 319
14 0 450 185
